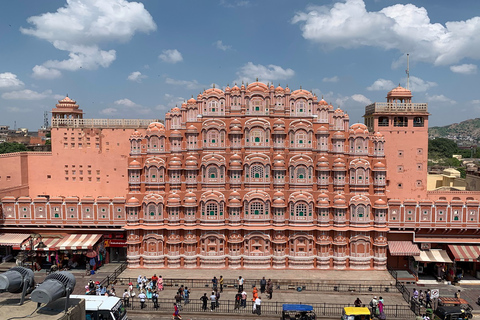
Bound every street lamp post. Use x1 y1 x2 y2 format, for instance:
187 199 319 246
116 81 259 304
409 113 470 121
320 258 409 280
29 233 47 271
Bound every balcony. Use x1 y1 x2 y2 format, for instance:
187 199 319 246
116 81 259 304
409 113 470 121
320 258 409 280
364 102 428 115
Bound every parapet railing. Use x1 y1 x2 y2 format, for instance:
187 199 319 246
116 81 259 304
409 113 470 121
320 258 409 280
51 118 161 128
365 102 428 115
99 261 128 288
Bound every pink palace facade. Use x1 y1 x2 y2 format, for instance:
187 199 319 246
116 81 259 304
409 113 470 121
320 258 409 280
1 81 480 272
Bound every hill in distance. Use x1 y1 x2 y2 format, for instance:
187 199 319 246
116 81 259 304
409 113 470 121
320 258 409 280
429 118 480 145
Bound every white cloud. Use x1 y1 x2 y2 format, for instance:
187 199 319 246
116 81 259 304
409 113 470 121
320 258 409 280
450 64 477 75
20 0 156 75
426 94 456 104
220 0 251 8
159 49 183 64
114 98 138 108
407 76 437 92
351 94 371 105
0 72 24 89
214 40 232 51
2 89 58 100
165 78 203 90
127 71 147 83
32 65 62 79
322 76 339 83
367 78 396 91
293 0 480 66
99 107 118 115
235 62 295 84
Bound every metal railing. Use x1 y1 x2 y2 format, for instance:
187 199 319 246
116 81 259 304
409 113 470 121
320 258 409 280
99 262 128 287
121 298 415 318
114 277 396 294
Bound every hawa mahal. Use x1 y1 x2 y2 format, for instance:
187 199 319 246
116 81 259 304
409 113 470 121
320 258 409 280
1 81 480 271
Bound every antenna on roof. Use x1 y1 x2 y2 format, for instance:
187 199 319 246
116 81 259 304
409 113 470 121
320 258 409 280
406 53 410 90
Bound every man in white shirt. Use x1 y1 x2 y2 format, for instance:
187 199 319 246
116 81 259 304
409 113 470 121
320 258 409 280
138 291 147 309
238 276 244 292
254 296 262 315
122 289 130 307
210 291 217 311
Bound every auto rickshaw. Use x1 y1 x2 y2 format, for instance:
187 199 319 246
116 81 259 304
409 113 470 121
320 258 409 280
342 307 372 320
433 306 472 320
281 304 316 320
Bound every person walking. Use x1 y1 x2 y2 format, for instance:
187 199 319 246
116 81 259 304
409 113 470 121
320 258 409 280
219 275 224 293
425 289 432 308
210 291 217 311
413 288 419 302
172 303 181 320
238 276 244 292
260 277 266 294
152 290 159 309
215 288 220 308
354 297 362 307
151 274 158 287
212 276 218 291
200 293 208 311
241 290 247 308
419 290 425 306
266 279 273 299
252 286 259 313
369 296 378 317
123 289 130 308
184 286 190 304
234 291 242 310
138 290 146 309
254 296 262 315
157 275 164 291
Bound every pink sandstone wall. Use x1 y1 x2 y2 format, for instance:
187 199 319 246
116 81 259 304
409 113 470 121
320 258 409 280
0 152 29 198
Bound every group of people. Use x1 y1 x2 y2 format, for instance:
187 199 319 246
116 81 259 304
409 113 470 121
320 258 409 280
85 279 116 297
369 296 386 320
412 288 433 308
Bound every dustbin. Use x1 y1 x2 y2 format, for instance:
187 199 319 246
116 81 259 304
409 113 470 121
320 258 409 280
425 308 433 318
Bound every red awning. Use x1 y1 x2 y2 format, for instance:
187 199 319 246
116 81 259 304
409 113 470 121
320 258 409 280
16 237 63 251
56 234 102 250
388 241 420 256
0 233 30 247
448 245 480 262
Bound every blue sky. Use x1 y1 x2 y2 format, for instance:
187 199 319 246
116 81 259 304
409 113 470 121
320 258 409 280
1 0 480 130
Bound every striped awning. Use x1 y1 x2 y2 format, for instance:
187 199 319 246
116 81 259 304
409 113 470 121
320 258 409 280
414 249 453 263
448 245 480 262
388 241 420 256
0 233 30 247
15 237 64 251
56 234 102 250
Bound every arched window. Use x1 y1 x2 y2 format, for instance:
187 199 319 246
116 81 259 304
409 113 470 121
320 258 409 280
295 203 307 216
296 167 306 179
251 99 264 114
295 130 307 147
149 137 159 151
251 165 264 179
207 130 218 145
296 101 306 115
250 201 264 215
207 202 218 216
208 100 218 114
208 166 218 180
250 129 264 144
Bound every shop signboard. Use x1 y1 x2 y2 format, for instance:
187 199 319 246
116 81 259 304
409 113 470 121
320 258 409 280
104 239 127 248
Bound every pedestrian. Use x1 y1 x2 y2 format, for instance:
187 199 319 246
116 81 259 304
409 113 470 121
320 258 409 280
260 276 266 293
210 291 217 311
238 276 244 292
413 288 419 301
212 276 218 291
215 288 220 308
179 285 185 299
426 289 432 308
138 290 146 309
378 297 386 320
151 274 158 287
241 290 247 308
369 296 378 317
172 302 182 320
419 290 425 305
137 275 142 289
184 286 190 304
157 275 164 291
354 297 362 307
88 280 95 295
234 291 242 310
455 290 461 299
152 290 159 309
110 287 116 297
266 279 273 300
252 286 259 312
175 292 182 306
123 289 130 308
200 293 208 311
219 275 224 293
255 296 262 315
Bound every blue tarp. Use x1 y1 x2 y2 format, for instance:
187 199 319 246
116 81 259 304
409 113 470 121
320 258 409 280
282 304 314 312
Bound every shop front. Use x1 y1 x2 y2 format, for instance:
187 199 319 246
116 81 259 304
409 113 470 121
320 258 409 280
447 245 480 280
104 234 127 263
0 233 30 263
15 233 105 272
414 248 453 281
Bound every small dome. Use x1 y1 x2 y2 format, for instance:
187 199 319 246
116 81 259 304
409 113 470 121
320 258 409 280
374 199 387 206
129 159 141 168
126 197 140 206
230 118 242 127
231 84 240 92
229 190 241 198
316 126 329 134
170 130 182 137
333 131 344 139
318 98 328 106
275 85 284 93
188 97 196 104
273 190 284 199
171 107 181 113
230 126 242 132
387 85 412 98
247 81 268 92
272 198 286 207
130 130 143 138
187 125 198 132
169 156 182 168
373 161 386 169
230 154 242 161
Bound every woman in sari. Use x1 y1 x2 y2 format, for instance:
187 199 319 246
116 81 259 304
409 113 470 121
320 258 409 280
157 275 164 291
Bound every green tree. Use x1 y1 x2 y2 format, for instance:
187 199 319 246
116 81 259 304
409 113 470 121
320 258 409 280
428 138 459 158
0 142 28 154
